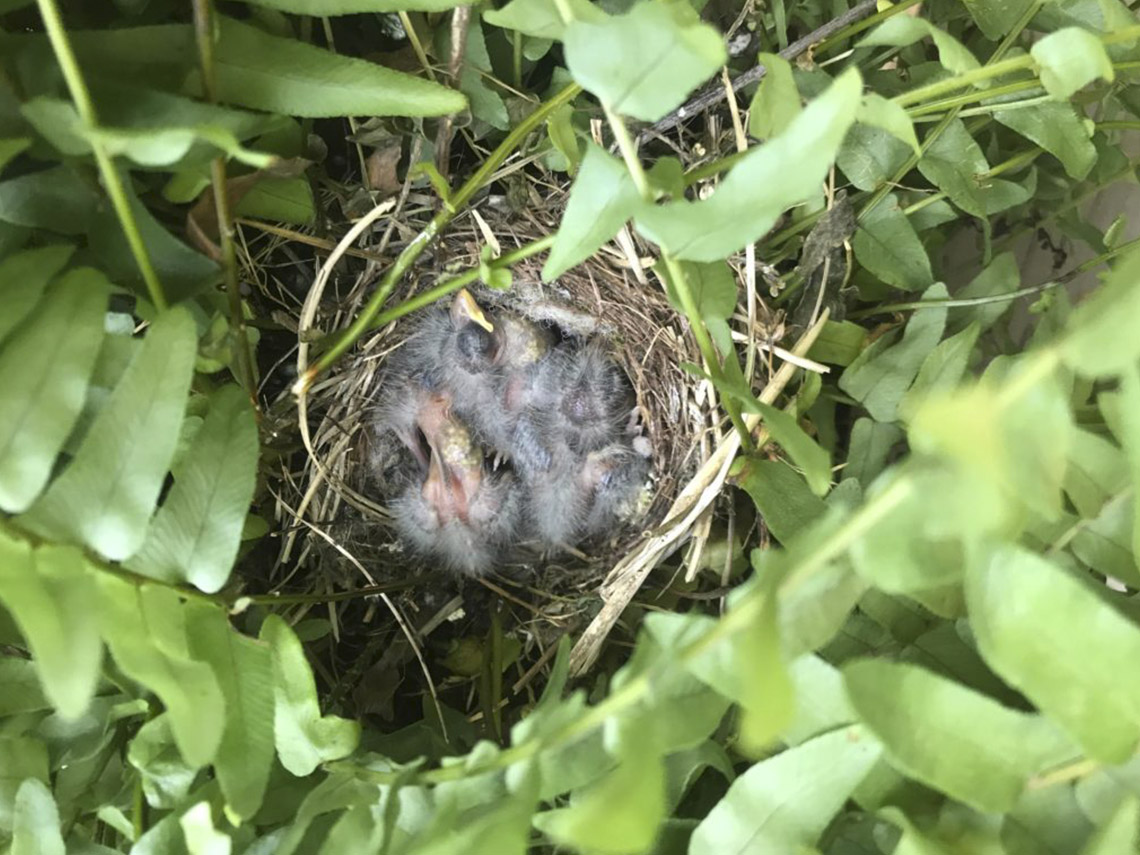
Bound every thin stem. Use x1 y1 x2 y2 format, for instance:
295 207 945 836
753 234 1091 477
512 30 523 89
848 234 1140 319
194 0 260 414
663 254 754 449
893 55 1031 108
36 0 167 310
299 83 581 389
604 103 651 199
606 106 752 447
367 235 555 330
814 0 924 55
906 77 1043 117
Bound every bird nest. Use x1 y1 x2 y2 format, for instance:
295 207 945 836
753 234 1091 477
255 209 707 606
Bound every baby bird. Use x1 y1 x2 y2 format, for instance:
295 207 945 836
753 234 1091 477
543 340 636 455
388 388 522 576
581 443 652 538
397 290 501 418
462 308 554 458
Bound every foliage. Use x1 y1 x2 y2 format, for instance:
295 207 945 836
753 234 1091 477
2 0 1140 852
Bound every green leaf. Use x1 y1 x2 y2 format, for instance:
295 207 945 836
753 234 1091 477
842 659 1067 813
837 123 912 192
966 545 1140 764
0 660 50 716
213 16 465 118
185 602 275 820
233 175 315 226
806 320 867 367
1070 495 1138 587
839 284 949 422
899 321 981 417
180 802 232 855
917 119 989 218
735 457 828 543
0 737 49 833
635 69 862 261
0 137 31 172
1031 27 1115 100
21 97 273 169
96 576 225 767
0 165 99 235
1100 366 1140 577
845 418 904 487
11 779 64 855
853 194 933 292
658 259 737 354
1063 428 1129 519
748 53 801 140
564 0 726 122
857 93 920 155
1062 247 1140 376
0 537 102 721
0 244 73 346
484 0 606 39
128 715 198 808
995 102 1096 180
752 401 831 495
0 268 107 513
22 307 197 561
949 251 1020 333
688 726 881 855
849 463 999 595
1082 796 1139 855
859 16 980 74
545 103 582 175
961 0 1034 40
88 177 220 303
537 725 665 855
646 582 794 755
126 386 258 593
261 615 360 776
783 655 856 746
542 144 640 280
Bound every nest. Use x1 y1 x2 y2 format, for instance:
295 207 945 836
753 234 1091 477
254 207 710 604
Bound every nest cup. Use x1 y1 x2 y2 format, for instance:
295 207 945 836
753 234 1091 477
264 225 706 592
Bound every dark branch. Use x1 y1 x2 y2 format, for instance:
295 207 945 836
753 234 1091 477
641 0 880 141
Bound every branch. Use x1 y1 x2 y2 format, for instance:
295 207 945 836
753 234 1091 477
642 0 879 140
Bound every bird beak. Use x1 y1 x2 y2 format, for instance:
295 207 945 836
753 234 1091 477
451 289 494 334
423 443 473 525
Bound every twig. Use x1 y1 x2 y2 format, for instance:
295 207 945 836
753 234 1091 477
436 5 473 179
193 0 260 415
643 0 878 139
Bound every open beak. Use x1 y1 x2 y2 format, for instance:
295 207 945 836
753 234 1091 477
451 289 494 333
422 441 472 525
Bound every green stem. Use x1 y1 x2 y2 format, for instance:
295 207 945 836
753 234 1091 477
813 0 924 55
848 234 1140 319
35 0 167 310
906 77 1043 116
300 83 581 389
605 103 652 199
893 55 1032 108
512 30 523 89
606 106 752 448
368 235 555 330
194 0 260 414
861 1 1043 222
